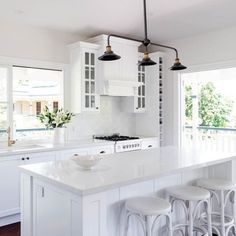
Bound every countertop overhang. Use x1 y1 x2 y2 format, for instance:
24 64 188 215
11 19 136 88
20 146 236 196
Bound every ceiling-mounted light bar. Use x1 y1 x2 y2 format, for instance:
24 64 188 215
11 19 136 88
98 0 187 71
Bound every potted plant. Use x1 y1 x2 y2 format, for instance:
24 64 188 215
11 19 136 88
38 106 74 144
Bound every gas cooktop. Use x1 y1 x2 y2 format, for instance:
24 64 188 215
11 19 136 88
94 134 139 142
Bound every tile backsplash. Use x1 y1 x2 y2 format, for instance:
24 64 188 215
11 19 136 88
67 96 136 140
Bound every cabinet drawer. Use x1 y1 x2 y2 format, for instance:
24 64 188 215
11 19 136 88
88 146 114 155
60 149 88 161
141 139 158 150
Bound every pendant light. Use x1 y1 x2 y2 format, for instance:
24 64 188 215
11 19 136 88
98 0 187 71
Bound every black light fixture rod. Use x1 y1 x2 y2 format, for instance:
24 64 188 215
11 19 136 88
107 34 142 46
151 42 179 58
143 0 148 40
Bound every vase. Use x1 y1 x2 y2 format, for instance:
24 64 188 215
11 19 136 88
53 127 65 144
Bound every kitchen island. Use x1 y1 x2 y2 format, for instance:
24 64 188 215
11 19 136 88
20 146 236 236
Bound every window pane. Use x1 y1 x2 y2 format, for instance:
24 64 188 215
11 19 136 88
91 82 95 94
85 67 89 79
142 98 145 108
85 52 89 65
142 85 145 96
13 67 63 140
91 53 95 66
91 68 95 80
85 95 90 108
0 102 7 138
138 86 141 96
0 68 7 101
138 97 141 108
85 81 89 94
91 96 95 108
138 73 141 82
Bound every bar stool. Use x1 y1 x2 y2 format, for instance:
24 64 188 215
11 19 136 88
167 185 212 236
197 178 236 236
124 196 173 236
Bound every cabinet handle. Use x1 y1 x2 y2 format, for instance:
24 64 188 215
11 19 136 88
148 145 153 148
100 151 106 154
26 157 30 160
21 157 25 161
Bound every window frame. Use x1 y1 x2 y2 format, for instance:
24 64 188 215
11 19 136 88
0 57 68 143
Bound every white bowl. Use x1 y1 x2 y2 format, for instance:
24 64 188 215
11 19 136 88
72 154 102 170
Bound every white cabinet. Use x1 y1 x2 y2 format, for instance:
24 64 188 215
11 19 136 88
0 151 56 226
122 53 146 113
88 35 140 96
69 41 100 113
33 180 75 236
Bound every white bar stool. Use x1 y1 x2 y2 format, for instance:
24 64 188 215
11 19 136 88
167 185 212 236
197 178 236 236
124 196 173 236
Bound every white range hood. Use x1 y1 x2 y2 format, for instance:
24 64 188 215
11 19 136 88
101 80 143 96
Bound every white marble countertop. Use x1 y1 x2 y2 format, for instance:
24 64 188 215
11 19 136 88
20 146 236 196
0 139 115 157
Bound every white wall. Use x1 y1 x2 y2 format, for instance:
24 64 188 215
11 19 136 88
0 22 80 63
164 26 236 145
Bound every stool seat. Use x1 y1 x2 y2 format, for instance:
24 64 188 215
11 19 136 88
126 196 171 216
168 186 210 201
197 178 236 191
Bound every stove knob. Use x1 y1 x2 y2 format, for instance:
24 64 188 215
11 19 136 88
123 145 126 149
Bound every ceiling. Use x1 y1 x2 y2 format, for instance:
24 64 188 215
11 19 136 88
1 0 236 42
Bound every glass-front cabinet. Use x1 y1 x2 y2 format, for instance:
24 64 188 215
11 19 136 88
83 50 99 111
69 42 100 113
136 63 146 111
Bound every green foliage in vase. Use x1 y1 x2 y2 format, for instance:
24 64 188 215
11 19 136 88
38 106 74 129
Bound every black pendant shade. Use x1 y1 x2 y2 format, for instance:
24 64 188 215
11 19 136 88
138 52 157 66
170 58 187 71
98 0 187 70
98 46 121 61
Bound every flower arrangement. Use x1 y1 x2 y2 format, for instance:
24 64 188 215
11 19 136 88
38 106 74 129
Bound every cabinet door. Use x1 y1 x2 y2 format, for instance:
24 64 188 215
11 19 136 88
88 145 114 155
33 182 71 236
82 49 100 112
135 58 146 113
0 152 56 220
0 158 22 218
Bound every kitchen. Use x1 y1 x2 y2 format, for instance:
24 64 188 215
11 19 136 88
1 0 236 236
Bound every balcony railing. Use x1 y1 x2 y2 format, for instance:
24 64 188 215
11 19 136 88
184 126 236 152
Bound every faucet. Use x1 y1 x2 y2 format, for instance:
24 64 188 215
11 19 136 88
7 127 16 147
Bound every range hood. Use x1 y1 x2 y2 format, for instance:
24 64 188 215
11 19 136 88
100 80 143 96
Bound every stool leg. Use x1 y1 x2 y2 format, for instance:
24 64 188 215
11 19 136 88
145 216 152 236
167 212 173 236
234 191 236 229
188 201 194 236
123 211 130 236
220 190 226 236
206 199 212 236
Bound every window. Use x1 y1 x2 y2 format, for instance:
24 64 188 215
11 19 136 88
180 67 236 152
0 65 64 141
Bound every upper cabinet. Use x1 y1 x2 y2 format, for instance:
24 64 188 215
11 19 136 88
88 35 141 96
69 42 100 113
